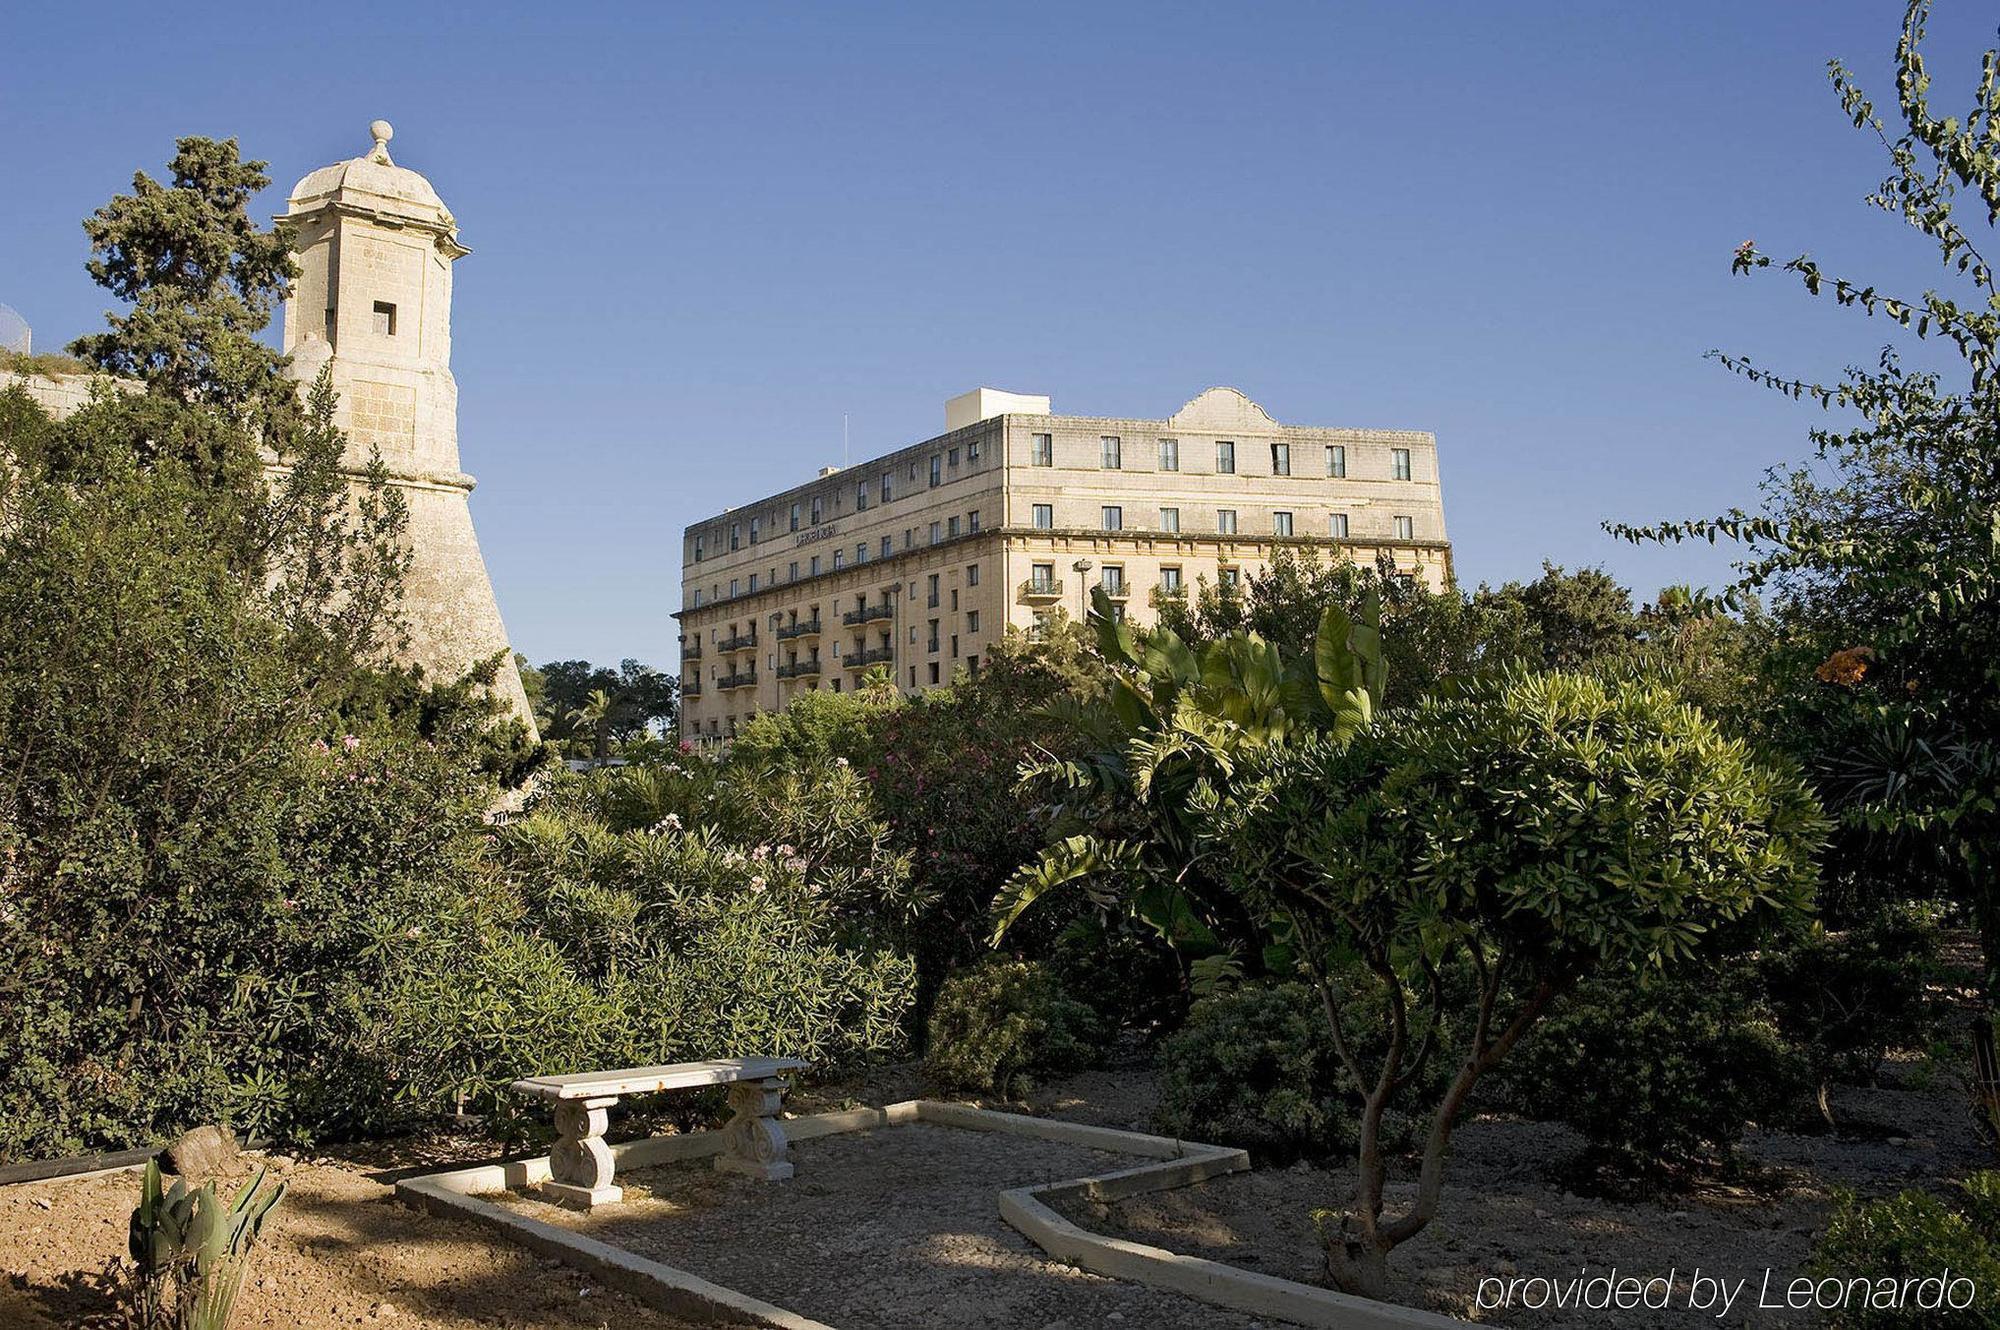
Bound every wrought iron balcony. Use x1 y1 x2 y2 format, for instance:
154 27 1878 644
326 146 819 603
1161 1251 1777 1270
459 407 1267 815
776 658 824 680
1018 577 1064 601
1098 581 1132 601
717 628 759 653
681 640 703 661
775 616 822 641
716 668 758 690
844 645 896 669
841 602 895 626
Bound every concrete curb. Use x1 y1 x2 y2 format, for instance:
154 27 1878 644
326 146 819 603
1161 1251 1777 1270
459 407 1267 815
396 1099 1470 1330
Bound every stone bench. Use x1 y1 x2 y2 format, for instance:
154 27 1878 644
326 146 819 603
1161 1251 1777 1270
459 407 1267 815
510 1056 807 1208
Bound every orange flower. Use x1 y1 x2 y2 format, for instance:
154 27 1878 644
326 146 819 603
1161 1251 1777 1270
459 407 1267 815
1815 646 1875 687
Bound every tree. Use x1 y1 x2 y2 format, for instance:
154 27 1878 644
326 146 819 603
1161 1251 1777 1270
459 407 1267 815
1610 0 2000 1092
993 587 1386 974
1201 674 1823 1295
536 658 678 752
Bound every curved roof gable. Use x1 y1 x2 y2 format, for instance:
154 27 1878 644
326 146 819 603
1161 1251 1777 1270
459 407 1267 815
1168 386 1280 432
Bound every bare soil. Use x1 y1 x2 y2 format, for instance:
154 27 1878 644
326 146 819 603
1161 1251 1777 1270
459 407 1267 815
0 1154 745 1330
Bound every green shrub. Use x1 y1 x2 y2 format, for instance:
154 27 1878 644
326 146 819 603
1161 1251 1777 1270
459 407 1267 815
1811 1173 2000 1327
1504 965 1807 1178
923 959 1106 1095
1155 984 1349 1161
1760 903 1948 1125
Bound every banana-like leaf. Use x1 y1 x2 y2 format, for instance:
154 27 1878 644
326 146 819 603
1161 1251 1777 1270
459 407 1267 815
1089 586 1139 665
990 834 1142 942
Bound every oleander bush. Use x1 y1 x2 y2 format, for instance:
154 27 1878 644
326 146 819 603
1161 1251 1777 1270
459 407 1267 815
1503 965 1808 1180
1759 903 1949 1127
1155 984 1350 1161
923 958 1108 1096
1811 1173 2000 1328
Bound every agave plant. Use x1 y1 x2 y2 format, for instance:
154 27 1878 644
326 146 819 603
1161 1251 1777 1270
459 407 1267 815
127 1159 286 1330
991 584 1384 959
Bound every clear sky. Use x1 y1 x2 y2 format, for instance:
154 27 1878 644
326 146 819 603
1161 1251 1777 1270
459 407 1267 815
4 2 1991 667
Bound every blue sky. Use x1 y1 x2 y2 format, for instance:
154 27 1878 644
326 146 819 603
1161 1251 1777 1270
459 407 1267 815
4 2 1992 667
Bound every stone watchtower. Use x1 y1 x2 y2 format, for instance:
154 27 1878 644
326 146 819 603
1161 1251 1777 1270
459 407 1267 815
281 121 536 735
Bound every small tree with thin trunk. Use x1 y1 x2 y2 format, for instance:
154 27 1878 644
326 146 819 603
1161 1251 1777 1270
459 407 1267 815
1196 672 1824 1297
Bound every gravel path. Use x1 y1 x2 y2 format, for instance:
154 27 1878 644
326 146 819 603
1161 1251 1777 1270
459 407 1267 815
509 1123 1287 1330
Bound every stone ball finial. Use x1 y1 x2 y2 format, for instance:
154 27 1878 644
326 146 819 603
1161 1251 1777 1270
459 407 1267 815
368 119 394 164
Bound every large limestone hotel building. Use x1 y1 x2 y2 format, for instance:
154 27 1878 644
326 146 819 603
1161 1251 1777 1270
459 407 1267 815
677 386 1450 739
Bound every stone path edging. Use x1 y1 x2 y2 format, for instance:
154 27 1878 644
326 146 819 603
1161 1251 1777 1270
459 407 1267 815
395 1099 1470 1330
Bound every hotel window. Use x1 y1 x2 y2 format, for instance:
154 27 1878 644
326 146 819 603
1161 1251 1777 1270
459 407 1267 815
1101 565 1125 596
1217 508 1237 535
1160 566 1183 593
693 588 704 607
1159 506 1179 533
949 447 960 468
789 560 800 580
1033 503 1053 529
790 502 801 532
1272 442 1291 476
811 496 824 524
966 562 980 586
1158 438 1179 471
1392 448 1412 481
928 521 941 545
1394 515 1415 539
948 515 960 538
729 578 740 597
1031 433 1053 466
832 549 845 569
1329 512 1349 538
930 454 942 486
372 300 396 336
856 481 869 511
1327 445 1346 478
927 618 940 650
729 521 740 551
968 438 981 462
856 542 868 563
966 609 980 632
694 535 705 561
749 573 759 591
881 473 893 503
1100 435 1122 469
1273 511 1294 537
928 662 941 685
1031 562 1056 591
810 555 821 576
749 517 760 544
927 575 940 608
1216 440 1236 474
951 634 960 658
1101 505 1123 531
879 535 892 558
1220 567 1241 589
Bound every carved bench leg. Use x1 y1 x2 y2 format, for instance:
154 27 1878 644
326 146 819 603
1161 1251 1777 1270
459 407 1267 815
541 1095 623 1208
716 1075 794 1181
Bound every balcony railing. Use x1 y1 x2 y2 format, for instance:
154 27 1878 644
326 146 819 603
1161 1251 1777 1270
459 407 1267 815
775 616 822 641
718 628 759 653
682 678 702 697
717 668 758 690
844 645 896 669
1098 582 1132 601
682 641 703 661
842 602 895 626
1019 577 1064 600
776 658 824 680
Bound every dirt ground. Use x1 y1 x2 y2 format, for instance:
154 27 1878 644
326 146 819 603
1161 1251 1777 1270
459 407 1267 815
1034 1058 1993 1328
0 1154 748 1330
504 1122 1287 1330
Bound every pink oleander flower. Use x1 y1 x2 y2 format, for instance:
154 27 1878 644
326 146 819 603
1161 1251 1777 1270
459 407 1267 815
341 734 361 751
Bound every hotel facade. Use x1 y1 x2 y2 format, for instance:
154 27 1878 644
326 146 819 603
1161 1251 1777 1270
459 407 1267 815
677 386 1450 740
